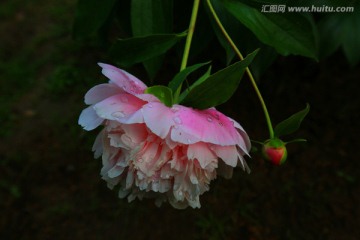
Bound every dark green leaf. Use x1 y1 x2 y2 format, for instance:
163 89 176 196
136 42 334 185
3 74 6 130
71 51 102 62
131 0 174 79
73 0 117 40
207 0 278 77
144 85 173 107
342 12 360 66
181 49 258 109
274 104 310 137
179 66 212 102
109 33 186 67
250 45 278 79
318 14 344 59
221 0 318 59
168 61 211 93
131 0 173 36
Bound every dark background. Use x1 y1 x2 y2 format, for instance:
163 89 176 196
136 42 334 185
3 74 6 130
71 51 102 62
1 0 359 239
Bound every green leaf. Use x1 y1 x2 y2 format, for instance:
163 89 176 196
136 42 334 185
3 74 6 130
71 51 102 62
131 0 174 79
342 12 360 66
109 33 186 67
73 0 117 40
168 61 211 93
318 14 344 59
179 66 212 102
181 49 258 109
144 85 173 107
274 104 310 137
131 0 173 36
221 0 318 59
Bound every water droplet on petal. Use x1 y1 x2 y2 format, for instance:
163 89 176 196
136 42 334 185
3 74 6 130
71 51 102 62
147 103 153 108
187 139 192 144
171 106 179 113
207 117 213 122
121 96 128 103
219 122 224 126
173 116 182 124
111 111 125 118
215 114 220 120
138 158 144 163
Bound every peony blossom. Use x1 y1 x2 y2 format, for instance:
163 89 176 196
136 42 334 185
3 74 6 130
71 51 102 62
79 63 251 209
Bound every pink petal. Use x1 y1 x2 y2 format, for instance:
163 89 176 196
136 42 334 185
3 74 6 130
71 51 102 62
93 93 145 121
187 142 217 169
78 106 103 131
121 124 148 144
92 130 104 158
98 63 147 94
135 93 160 103
228 116 251 153
84 83 123 105
212 145 238 167
170 106 244 146
142 102 174 139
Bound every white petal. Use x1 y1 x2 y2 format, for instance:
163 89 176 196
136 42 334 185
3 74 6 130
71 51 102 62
78 106 103 131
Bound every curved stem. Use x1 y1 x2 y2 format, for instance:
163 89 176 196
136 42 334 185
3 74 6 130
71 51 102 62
174 0 200 102
206 0 274 138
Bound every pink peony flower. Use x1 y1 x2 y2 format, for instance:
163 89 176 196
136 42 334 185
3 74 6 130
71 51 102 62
79 63 251 208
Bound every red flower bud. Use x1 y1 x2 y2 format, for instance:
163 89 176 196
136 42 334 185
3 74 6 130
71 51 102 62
262 138 287 165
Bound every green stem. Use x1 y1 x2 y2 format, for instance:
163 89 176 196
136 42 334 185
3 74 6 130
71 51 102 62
174 0 200 102
206 0 274 139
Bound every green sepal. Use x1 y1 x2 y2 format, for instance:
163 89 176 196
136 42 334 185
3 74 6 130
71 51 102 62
144 85 173 107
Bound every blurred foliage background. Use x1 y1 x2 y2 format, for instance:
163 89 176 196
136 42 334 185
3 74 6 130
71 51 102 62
0 0 359 239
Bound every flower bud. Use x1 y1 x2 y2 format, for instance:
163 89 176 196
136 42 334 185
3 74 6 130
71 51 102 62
262 138 287 165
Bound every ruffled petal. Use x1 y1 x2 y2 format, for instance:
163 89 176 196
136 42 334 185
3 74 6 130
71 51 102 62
170 106 243 146
84 83 122 105
78 106 103 131
121 123 148 144
142 102 174 139
92 130 104 158
93 93 145 121
213 145 239 167
228 116 251 154
187 142 217 169
135 93 160 103
98 63 147 94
